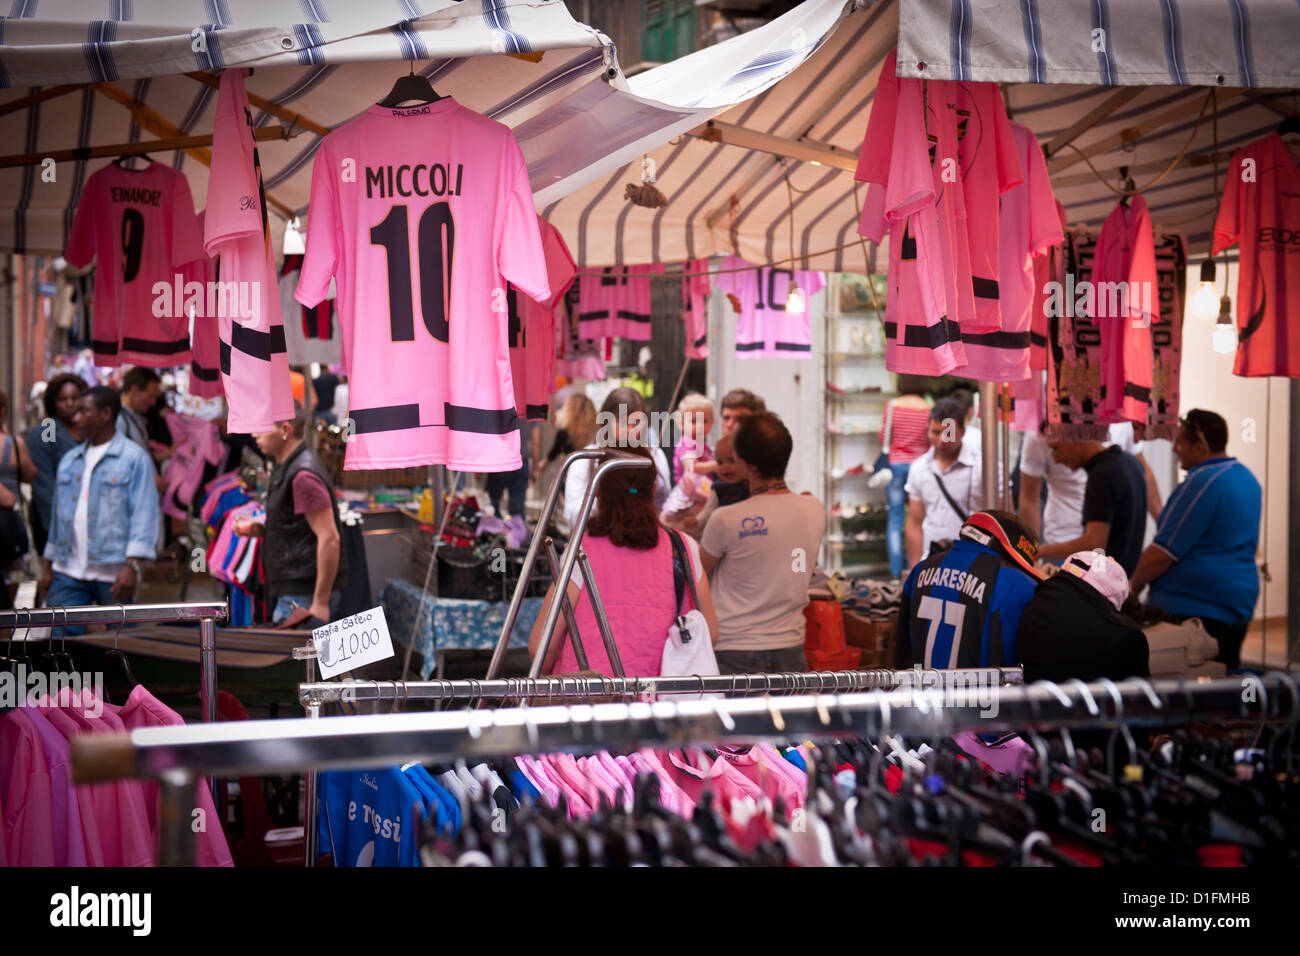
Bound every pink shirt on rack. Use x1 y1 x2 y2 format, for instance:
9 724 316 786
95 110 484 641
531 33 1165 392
0 710 56 866
716 746 806 810
17 705 89 866
110 685 234 866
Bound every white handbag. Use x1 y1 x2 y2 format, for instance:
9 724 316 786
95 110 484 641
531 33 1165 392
660 530 720 692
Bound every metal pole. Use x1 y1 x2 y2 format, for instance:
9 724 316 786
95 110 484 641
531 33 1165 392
0 600 228 629
1000 385 1012 510
544 537 589 671
528 456 654 679
198 615 219 807
157 768 197 866
485 450 604 679
979 381 998 510
304 698 320 868
575 549 625 677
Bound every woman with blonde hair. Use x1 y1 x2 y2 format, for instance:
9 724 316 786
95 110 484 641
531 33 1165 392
534 393 597 487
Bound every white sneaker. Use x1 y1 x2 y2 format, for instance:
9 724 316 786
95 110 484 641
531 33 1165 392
868 467 893 490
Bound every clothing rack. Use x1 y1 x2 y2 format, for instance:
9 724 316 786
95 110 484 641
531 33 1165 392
70 673 1300 865
297 666 1024 707
0 600 229 807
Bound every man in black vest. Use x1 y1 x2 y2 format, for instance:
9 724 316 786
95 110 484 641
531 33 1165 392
244 402 343 627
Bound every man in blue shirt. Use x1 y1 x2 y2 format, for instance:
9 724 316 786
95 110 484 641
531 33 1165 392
895 510 1042 669
1129 410 1261 667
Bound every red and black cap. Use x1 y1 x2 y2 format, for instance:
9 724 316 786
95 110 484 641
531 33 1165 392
958 510 1041 579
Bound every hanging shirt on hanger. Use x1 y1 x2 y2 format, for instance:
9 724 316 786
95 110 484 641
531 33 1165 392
1212 130 1300 378
1148 232 1187 440
317 768 424 867
1092 196 1156 424
960 122 1063 383
296 97 550 470
205 68 296 434
186 211 223 400
575 263 665 341
65 161 205 367
508 216 576 421
681 258 711 359
555 283 607 380
715 256 825 359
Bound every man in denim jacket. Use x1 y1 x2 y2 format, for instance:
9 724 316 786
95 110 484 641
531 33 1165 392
41 386 160 614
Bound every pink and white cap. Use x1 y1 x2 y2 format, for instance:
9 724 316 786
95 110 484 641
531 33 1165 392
1062 550 1129 611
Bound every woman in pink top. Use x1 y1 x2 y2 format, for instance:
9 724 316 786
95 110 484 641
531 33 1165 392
529 446 720 677
880 376 932 578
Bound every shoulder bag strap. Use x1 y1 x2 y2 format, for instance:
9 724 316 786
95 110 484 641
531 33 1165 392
932 470 969 523
667 529 701 616
881 400 893 456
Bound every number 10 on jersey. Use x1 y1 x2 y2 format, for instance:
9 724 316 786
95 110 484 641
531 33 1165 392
370 201 455 344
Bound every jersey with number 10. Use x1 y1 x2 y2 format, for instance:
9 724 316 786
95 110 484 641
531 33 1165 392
296 99 550 471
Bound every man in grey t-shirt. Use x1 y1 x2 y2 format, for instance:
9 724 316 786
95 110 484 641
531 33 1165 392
701 412 824 674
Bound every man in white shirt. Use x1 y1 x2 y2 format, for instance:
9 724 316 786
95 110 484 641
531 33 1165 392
905 397 983 565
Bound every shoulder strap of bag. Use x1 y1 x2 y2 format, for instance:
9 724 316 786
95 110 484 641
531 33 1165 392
668 529 701 617
881 401 893 455
932 470 969 523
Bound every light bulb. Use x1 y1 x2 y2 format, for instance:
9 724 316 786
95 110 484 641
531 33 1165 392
785 283 806 314
1191 281 1219 321
1212 297 1236 354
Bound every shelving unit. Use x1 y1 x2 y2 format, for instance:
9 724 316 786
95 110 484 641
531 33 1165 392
821 273 891 577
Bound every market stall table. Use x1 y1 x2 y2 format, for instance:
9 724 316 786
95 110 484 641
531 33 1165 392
381 577 542 679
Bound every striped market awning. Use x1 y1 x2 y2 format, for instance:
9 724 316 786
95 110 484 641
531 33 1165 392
0 0 1294 265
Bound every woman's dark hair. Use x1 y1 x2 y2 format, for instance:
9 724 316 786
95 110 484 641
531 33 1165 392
585 447 660 550
43 373 87 420
896 374 929 397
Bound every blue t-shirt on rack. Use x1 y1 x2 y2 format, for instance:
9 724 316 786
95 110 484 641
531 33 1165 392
403 763 461 835
318 767 425 867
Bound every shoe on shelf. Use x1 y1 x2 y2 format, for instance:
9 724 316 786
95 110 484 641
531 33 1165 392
826 422 843 435
829 501 843 517
845 463 867 476
827 382 846 394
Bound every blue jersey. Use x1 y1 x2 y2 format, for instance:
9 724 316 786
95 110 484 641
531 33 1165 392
318 767 424 867
895 539 1039 669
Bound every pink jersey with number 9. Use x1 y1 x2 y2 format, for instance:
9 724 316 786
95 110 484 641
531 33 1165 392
295 98 550 471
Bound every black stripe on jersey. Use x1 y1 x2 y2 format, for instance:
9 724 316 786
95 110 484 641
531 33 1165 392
230 323 287 360
614 310 650 323
900 234 917 260
1123 382 1151 402
92 338 119 359
735 341 765 351
351 403 421 434
445 403 518 435
972 276 999 300
960 329 1031 349
773 341 812 352
898 318 961 349
693 334 707 348
525 403 549 421
577 310 610 321
121 335 191 356
219 340 231 375
1029 331 1047 348
191 360 219 382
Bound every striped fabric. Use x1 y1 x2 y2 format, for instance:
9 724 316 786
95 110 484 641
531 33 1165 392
898 0 1300 87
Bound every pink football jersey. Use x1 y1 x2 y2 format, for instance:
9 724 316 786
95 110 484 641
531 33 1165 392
682 258 711 359
575 263 666 341
296 98 550 470
961 121 1063 383
65 161 205 367
185 213 223 400
1213 132 1300 377
204 69 295 434
1093 195 1155 424
508 216 575 421
716 256 825 359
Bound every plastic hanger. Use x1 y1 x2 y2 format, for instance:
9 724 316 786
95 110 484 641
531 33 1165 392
112 153 153 170
377 63 444 108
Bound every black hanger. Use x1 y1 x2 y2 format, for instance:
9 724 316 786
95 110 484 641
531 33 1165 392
377 64 444 108
1278 114 1300 136
112 153 153 170
1118 165 1136 208
102 605 138 696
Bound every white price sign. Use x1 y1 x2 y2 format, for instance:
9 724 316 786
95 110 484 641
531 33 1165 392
312 606 395 678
